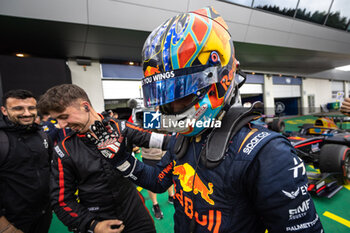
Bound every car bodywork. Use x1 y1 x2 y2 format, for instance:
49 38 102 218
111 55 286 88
286 116 350 198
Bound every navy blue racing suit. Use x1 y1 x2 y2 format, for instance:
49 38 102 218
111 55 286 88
41 117 72 144
120 125 324 233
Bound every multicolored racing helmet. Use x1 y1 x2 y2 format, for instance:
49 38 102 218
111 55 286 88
142 7 239 136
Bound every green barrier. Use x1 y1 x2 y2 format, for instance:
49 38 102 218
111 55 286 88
283 116 318 132
327 102 340 110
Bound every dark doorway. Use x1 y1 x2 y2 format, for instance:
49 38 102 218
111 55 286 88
0 55 71 104
274 97 300 116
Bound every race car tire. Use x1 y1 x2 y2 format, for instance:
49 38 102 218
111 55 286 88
343 152 350 184
319 144 350 183
270 119 285 132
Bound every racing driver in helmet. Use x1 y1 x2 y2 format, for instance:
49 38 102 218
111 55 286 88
90 7 324 233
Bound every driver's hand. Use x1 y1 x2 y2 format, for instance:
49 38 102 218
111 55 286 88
94 219 125 233
87 121 137 178
87 121 126 161
341 97 350 116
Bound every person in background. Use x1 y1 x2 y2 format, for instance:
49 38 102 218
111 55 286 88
108 110 114 118
34 112 42 125
38 84 169 233
113 111 119 119
101 110 109 119
141 147 174 219
340 97 350 116
0 89 52 233
101 110 114 119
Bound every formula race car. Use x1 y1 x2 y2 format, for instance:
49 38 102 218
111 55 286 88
286 116 350 198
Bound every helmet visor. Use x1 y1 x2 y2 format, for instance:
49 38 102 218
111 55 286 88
142 65 219 107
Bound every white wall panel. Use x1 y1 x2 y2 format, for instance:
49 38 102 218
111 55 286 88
273 85 301 98
287 33 347 53
263 75 275 115
249 10 293 32
189 0 253 25
103 80 142 100
302 78 332 114
331 81 344 91
88 0 183 31
0 0 87 24
240 84 263 94
117 0 189 12
245 26 291 46
226 22 249 42
290 19 350 44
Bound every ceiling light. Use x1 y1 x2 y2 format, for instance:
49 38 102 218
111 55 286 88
16 53 24 57
129 61 134 65
335 65 350 71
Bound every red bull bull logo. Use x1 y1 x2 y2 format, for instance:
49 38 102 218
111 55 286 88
144 65 160 77
173 163 214 205
173 162 222 232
